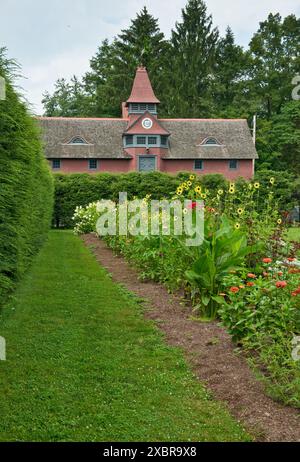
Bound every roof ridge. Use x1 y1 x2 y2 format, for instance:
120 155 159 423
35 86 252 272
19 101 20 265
36 117 128 121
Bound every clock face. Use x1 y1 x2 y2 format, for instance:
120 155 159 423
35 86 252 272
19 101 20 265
142 118 153 130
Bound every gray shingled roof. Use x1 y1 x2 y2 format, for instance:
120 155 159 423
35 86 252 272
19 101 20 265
38 117 130 159
161 119 258 159
37 117 258 160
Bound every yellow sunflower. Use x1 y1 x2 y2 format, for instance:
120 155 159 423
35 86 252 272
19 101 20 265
195 186 202 194
270 177 275 185
218 189 224 195
190 175 195 181
201 193 207 199
254 182 260 189
277 218 282 225
237 208 244 215
235 223 241 230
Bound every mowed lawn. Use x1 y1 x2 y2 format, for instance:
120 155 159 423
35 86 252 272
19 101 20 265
0 231 249 442
287 227 300 242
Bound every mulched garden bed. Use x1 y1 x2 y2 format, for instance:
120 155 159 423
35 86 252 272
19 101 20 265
82 233 300 442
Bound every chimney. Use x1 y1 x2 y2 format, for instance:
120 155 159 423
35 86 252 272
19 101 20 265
122 102 129 119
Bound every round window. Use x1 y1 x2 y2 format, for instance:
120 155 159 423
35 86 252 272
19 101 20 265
142 118 153 130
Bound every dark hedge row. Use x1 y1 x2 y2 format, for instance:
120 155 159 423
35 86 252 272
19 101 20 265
0 74 54 304
53 170 298 228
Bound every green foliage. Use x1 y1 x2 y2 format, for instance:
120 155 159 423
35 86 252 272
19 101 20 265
54 172 181 228
165 0 219 117
249 13 300 119
0 49 53 304
219 265 300 407
185 217 255 319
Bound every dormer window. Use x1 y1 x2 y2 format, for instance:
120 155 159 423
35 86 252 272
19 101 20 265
202 137 220 146
68 137 88 145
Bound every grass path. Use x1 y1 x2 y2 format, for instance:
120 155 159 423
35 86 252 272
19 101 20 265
0 231 249 442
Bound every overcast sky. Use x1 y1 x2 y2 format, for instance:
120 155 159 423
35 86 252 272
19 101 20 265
1 0 299 114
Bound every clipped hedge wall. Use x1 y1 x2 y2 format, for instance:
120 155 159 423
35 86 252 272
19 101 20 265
0 72 54 304
54 172 228 228
54 170 298 229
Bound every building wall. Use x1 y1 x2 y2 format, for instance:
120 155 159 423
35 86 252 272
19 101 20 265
49 157 254 180
161 159 254 180
49 159 131 174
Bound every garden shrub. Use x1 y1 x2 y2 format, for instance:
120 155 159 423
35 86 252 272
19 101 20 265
0 51 53 305
54 172 181 228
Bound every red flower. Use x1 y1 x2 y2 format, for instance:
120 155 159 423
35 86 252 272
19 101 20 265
230 286 239 293
287 257 296 262
247 273 257 279
247 282 255 287
262 258 272 264
292 287 300 295
278 271 283 276
276 281 287 288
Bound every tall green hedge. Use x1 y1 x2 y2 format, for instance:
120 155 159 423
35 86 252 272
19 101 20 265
0 65 54 304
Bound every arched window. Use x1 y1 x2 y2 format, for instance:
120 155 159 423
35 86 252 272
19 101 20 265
203 137 220 146
68 137 88 145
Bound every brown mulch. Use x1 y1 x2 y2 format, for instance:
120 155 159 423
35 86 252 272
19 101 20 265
82 233 300 442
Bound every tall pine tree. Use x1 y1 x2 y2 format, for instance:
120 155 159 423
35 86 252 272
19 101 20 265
85 7 169 116
212 27 249 117
165 0 219 117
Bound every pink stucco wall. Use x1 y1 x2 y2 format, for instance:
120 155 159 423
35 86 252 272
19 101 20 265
161 159 254 180
49 159 132 173
49 157 254 180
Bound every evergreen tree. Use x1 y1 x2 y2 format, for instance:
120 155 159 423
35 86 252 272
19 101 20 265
84 7 169 117
42 77 89 117
165 0 219 117
212 27 249 117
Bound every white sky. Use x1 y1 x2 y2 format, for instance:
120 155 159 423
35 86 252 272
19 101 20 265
0 0 299 114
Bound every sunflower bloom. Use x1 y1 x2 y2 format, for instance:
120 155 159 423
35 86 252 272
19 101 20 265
237 208 244 215
270 177 275 185
235 223 241 229
195 186 201 194
254 182 260 189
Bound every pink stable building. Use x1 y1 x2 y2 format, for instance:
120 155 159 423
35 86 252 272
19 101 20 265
39 67 258 179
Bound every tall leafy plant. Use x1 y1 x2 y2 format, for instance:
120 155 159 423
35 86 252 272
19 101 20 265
185 217 257 319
